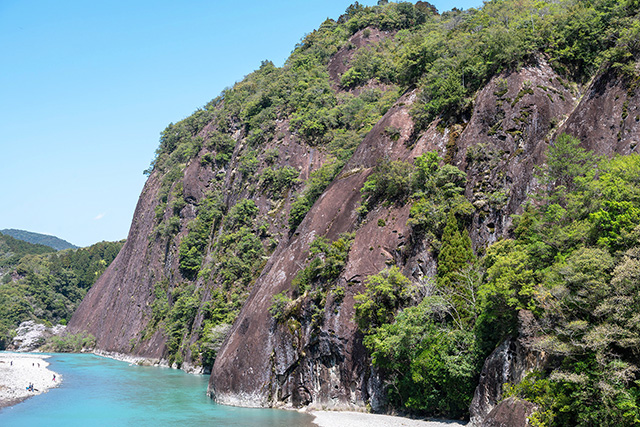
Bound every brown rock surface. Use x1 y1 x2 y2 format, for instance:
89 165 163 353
480 397 536 427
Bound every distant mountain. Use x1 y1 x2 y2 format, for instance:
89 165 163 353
1 229 78 251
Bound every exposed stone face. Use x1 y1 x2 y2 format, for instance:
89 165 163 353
10 321 66 352
212 62 638 410
561 69 639 156
480 397 536 427
68 172 169 358
470 311 547 426
210 89 430 409
453 59 577 249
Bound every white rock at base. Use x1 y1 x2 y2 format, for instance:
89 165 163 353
11 321 67 352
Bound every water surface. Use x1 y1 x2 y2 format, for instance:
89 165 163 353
0 353 314 426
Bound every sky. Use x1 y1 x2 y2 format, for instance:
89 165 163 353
0 0 483 248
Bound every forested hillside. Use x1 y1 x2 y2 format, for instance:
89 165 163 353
1 229 78 251
0 233 55 268
0 240 124 348
68 0 640 425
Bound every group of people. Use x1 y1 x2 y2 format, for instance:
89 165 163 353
24 374 55 391
20 362 56 391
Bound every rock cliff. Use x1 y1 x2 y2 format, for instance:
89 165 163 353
211 58 637 409
68 1 640 422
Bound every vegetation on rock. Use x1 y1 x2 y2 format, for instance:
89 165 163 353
355 136 640 422
71 0 640 420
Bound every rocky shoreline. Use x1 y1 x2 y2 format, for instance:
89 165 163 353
0 352 61 409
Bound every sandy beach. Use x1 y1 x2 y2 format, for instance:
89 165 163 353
0 352 61 409
311 410 467 427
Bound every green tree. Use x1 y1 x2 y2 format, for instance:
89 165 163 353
437 212 474 289
538 133 597 205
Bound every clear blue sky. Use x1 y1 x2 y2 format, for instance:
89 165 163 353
0 0 482 248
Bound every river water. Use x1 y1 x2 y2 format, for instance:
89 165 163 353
0 353 314 426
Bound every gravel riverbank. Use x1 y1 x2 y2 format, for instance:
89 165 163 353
0 352 60 409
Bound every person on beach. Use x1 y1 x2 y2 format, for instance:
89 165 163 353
53 374 56 381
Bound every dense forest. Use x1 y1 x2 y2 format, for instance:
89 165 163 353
66 0 640 425
0 238 123 348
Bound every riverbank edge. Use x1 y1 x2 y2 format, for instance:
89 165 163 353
308 410 468 427
91 349 207 375
0 352 61 410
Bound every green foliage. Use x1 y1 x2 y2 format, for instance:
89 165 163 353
271 233 353 329
178 195 224 277
537 133 598 204
361 159 414 208
291 233 355 296
259 165 299 197
360 151 468 220
480 151 640 424
133 0 640 398
0 229 75 252
356 266 481 417
364 302 478 417
356 144 640 419
41 331 96 353
408 152 472 244
590 200 640 251
269 291 293 323
196 322 232 369
205 132 236 165
164 282 200 367
0 233 55 269
437 212 474 288
397 0 637 130
354 266 411 334
342 2 428 33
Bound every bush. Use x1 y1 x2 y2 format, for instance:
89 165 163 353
354 266 411 334
42 331 97 353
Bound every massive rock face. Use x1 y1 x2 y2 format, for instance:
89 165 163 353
210 59 637 409
68 23 639 417
210 89 432 408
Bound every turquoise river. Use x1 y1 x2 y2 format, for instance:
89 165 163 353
0 353 315 426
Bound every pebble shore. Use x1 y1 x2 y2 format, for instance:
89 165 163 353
0 352 60 409
311 410 467 427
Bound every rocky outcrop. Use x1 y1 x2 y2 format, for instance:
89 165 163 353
468 337 542 425
561 69 640 156
210 88 434 409
470 311 547 426
10 321 66 352
209 59 579 408
480 397 537 427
